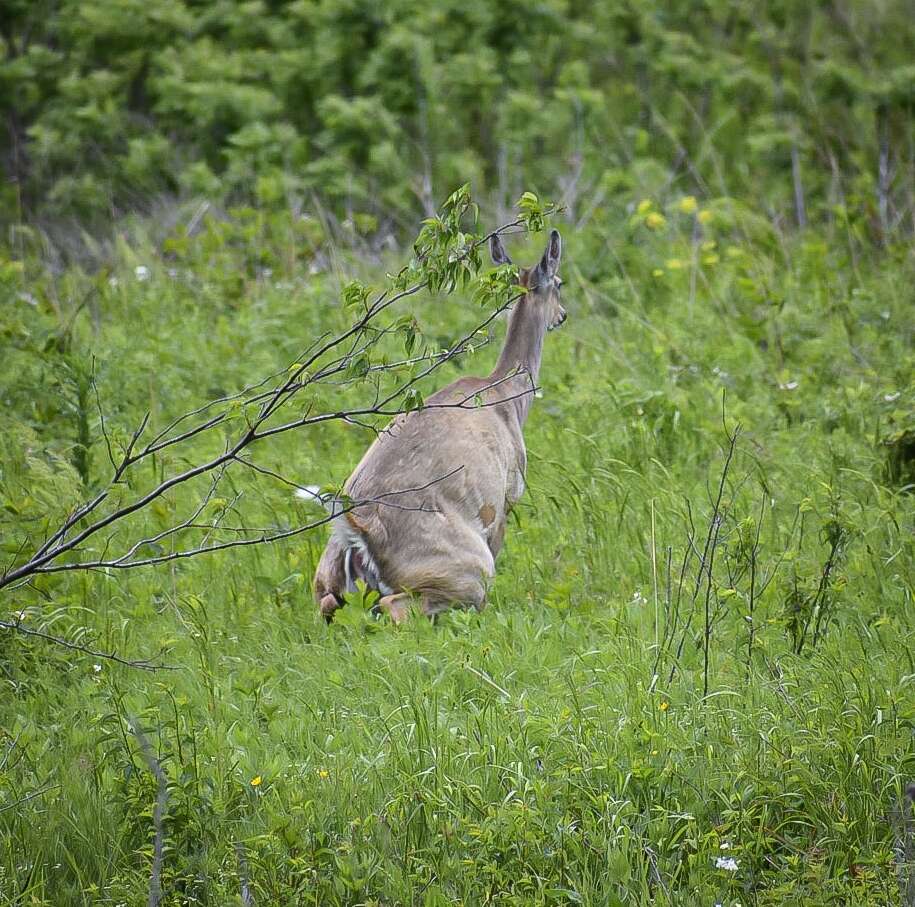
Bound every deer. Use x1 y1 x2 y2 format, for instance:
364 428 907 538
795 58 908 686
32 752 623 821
309 228 565 623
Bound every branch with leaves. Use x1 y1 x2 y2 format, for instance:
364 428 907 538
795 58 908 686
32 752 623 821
0 189 556 617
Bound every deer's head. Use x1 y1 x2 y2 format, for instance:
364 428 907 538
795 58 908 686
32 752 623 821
490 229 566 331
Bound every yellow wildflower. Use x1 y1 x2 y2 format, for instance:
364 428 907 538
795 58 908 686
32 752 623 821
317 769 330 780
637 198 653 214
697 209 713 225
645 212 667 230
652 268 665 277
678 196 698 215
250 776 262 787
659 701 669 712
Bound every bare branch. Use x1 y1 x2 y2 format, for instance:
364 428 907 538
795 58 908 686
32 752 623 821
130 721 168 907
0 784 60 815
92 364 117 475
0 619 172 670
108 465 230 565
18 466 466 574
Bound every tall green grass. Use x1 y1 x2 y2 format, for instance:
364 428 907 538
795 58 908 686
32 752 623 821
1 200 913 904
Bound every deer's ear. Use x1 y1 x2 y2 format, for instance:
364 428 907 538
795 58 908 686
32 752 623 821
536 229 562 280
490 233 512 266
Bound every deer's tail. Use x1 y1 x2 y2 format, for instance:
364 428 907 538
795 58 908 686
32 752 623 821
295 487 392 596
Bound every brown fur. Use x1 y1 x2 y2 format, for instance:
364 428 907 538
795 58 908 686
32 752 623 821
312 229 565 622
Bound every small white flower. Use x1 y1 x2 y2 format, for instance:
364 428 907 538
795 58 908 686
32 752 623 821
715 856 739 872
93 664 102 673
884 392 901 402
135 265 150 281
108 276 119 288
778 380 799 391
719 841 731 850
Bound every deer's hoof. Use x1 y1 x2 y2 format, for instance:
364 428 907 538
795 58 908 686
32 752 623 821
319 593 342 623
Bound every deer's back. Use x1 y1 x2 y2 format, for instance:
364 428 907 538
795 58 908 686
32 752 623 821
341 375 525 597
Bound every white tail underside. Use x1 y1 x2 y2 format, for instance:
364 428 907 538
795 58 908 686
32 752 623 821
294 487 391 595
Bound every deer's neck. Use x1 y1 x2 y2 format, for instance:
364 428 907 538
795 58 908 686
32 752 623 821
489 299 547 426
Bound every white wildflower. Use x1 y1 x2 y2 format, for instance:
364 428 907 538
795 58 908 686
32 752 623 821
884 392 901 402
719 841 732 850
778 380 799 391
715 856 739 872
134 265 150 281
93 664 102 673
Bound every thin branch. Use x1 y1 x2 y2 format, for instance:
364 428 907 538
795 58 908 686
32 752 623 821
109 465 229 565
130 721 168 907
20 467 468 574
0 784 60 814
92 366 117 475
0 216 534 592
0 619 172 670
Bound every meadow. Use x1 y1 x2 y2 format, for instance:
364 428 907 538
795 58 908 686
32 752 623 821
2 1 915 903
1 191 913 905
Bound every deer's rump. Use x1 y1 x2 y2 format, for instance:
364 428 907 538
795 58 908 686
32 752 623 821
337 406 524 605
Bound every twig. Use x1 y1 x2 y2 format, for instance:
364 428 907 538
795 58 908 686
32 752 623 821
92 364 117 475
0 619 172 670
0 732 21 773
22 468 467 574
0 216 536 594
666 424 740 687
0 783 60 814
130 720 168 907
235 841 256 906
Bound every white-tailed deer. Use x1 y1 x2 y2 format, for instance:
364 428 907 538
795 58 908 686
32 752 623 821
311 228 565 623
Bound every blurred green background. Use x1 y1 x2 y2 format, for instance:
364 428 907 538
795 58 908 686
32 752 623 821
2 0 913 238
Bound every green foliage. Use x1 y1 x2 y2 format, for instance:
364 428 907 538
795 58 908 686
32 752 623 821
1 182 914 903
2 0 913 236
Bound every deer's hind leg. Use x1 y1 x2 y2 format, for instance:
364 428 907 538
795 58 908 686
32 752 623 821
401 541 494 620
373 587 484 624
372 593 413 624
313 535 348 622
